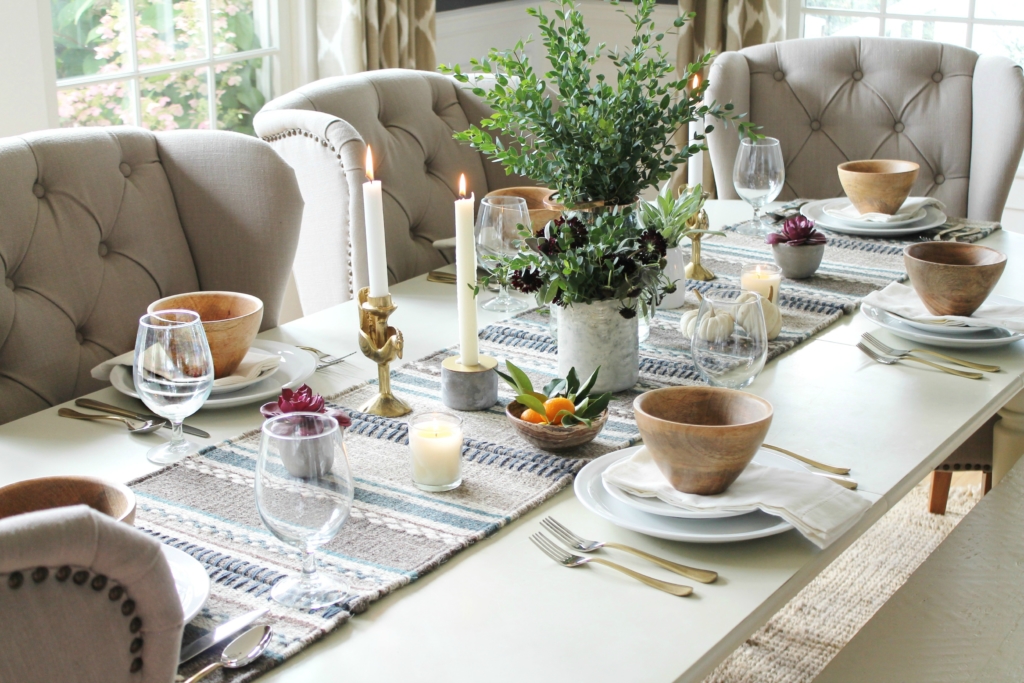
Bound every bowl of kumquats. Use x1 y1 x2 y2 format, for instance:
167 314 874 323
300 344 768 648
500 361 611 451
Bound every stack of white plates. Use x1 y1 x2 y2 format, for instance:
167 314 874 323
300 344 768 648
800 198 947 237
861 298 1024 349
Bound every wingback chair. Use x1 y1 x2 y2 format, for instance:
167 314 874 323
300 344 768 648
0 505 185 683
705 37 1024 221
0 127 303 425
253 69 530 315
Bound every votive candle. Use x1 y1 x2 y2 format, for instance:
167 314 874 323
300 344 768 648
740 263 782 304
409 412 463 492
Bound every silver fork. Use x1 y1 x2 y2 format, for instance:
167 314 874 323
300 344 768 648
857 341 982 380
298 346 356 370
529 532 693 597
540 517 717 583
862 333 1000 373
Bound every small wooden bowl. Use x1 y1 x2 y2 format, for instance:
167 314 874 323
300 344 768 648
0 476 136 525
485 187 561 233
634 386 773 495
506 401 608 451
837 159 919 215
149 291 263 378
904 242 1007 316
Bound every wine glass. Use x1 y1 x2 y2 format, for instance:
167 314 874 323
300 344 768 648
255 413 354 610
476 196 531 312
733 137 785 237
133 310 214 465
690 289 768 388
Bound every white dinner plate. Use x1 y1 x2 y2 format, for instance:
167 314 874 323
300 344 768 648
801 199 947 237
110 340 317 410
162 544 210 622
575 446 795 543
820 199 927 229
209 365 279 395
861 302 1024 349
601 448 810 519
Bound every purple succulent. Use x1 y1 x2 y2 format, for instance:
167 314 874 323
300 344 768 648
261 384 352 428
765 216 827 247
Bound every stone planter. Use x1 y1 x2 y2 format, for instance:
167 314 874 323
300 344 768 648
771 243 825 279
557 300 639 393
659 245 688 310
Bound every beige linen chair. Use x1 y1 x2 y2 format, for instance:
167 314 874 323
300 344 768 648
705 36 1024 221
0 505 185 683
253 69 530 315
0 127 303 425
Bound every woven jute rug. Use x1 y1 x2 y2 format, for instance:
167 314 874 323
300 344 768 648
703 482 983 683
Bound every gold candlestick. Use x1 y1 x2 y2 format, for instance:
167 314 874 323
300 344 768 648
357 286 412 417
684 208 716 281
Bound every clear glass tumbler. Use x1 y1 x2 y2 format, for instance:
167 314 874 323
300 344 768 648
476 195 531 312
733 137 785 237
690 289 768 388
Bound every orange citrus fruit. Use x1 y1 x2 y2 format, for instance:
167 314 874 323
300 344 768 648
520 408 548 424
544 397 576 425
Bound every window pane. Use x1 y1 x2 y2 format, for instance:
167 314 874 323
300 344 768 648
884 19 967 45
215 57 271 135
975 0 1024 21
211 0 271 56
57 81 136 126
52 0 129 79
887 0 968 18
804 0 880 11
140 67 210 130
134 0 207 67
971 25 1024 67
803 13 880 38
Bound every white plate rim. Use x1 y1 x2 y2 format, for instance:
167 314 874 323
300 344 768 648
861 303 1024 348
801 200 946 237
209 364 279 395
574 446 796 543
110 339 316 409
820 199 927 228
162 544 209 622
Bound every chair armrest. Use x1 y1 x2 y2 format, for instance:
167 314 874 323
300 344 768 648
705 52 751 200
969 56 1024 222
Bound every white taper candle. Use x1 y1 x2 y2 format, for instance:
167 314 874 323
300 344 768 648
363 145 390 298
454 174 479 366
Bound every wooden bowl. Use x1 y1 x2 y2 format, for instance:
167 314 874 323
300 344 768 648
506 401 608 451
633 386 773 495
0 476 136 525
485 187 561 233
904 242 1007 316
149 291 263 378
837 160 919 215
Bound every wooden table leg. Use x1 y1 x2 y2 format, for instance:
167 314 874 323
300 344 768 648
929 471 953 515
994 389 1024 486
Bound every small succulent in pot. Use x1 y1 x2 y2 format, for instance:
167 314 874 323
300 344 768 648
260 385 351 428
766 216 827 279
260 385 351 478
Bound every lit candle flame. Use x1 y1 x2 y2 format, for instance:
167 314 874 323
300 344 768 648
691 74 701 90
365 145 374 182
458 173 467 198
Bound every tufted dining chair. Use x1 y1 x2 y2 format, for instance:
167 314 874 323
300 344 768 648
0 505 185 683
0 127 303 425
253 69 530 315
705 37 1024 221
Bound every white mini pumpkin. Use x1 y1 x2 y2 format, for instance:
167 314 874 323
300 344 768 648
735 291 782 341
680 309 699 338
697 309 735 343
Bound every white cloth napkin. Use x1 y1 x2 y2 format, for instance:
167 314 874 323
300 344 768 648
863 283 1024 332
91 346 281 387
602 447 870 549
825 196 945 223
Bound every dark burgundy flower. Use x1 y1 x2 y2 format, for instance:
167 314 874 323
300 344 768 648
510 267 543 294
638 228 668 264
766 215 827 247
619 306 637 319
614 254 638 275
566 217 588 249
538 236 562 257
261 384 352 428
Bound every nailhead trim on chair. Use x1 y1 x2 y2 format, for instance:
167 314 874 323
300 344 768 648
935 463 991 471
3 567 145 674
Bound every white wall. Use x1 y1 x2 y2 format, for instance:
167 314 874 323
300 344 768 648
1002 171 1024 234
0 0 57 137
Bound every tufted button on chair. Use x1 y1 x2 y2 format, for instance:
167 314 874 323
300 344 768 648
705 37 1024 221
253 69 531 315
0 127 303 425
0 505 185 683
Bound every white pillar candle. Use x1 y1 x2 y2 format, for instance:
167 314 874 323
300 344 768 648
363 145 390 298
687 74 704 189
409 413 463 490
454 174 479 366
740 263 782 304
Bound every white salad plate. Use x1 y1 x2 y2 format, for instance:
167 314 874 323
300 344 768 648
861 301 1024 349
575 446 795 543
820 199 928 228
162 545 210 622
801 199 946 237
110 340 316 409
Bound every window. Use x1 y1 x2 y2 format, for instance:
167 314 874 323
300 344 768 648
52 0 279 135
796 0 1024 66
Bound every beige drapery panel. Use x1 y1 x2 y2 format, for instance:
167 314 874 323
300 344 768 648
317 0 437 76
673 0 785 193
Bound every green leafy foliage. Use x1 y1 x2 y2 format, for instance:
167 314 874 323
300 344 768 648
636 183 725 248
500 360 612 426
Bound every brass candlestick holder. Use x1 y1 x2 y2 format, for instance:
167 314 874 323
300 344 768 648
684 208 716 281
357 286 412 417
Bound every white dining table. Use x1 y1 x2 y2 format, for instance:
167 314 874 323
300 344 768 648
2 200 1024 683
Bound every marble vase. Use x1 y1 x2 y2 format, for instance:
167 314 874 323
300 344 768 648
557 300 639 393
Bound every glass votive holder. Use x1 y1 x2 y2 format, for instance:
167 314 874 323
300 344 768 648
408 412 463 492
739 263 781 304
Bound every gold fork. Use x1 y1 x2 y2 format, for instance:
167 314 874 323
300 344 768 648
862 332 1000 373
857 341 982 380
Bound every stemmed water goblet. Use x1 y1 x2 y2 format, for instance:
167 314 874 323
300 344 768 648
133 310 214 464
733 137 785 237
690 289 768 388
476 195 531 312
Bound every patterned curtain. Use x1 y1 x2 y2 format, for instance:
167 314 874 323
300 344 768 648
672 0 786 194
317 0 437 76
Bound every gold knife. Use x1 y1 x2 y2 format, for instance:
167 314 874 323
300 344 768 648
75 398 211 439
